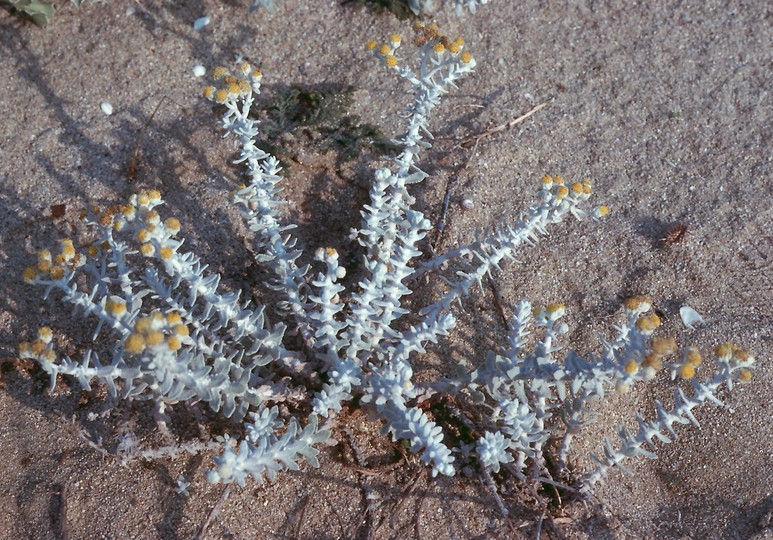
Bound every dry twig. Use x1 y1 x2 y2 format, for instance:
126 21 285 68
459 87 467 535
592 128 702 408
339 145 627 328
460 101 548 148
53 482 69 540
192 484 231 540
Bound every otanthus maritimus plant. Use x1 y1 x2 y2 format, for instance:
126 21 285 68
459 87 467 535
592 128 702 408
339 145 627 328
19 20 756 513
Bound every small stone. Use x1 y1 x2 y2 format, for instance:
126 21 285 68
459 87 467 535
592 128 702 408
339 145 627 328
680 305 705 330
193 16 210 31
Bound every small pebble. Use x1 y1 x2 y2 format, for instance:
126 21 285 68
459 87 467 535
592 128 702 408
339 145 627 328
680 305 705 330
193 16 210 30
192 65 206 77
100 102 113 115
461 198 474 210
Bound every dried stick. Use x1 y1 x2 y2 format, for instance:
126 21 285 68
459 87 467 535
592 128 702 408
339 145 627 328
431 101 548 253
192 484 231 540
460 101 548 148
53 482 69 540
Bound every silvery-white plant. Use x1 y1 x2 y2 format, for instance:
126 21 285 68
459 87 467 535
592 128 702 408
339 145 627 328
407 0 491 16
20 22 755 501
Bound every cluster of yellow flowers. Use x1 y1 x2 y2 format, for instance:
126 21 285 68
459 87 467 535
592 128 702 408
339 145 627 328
18 326 56 363
202 62 262 104
613 295 755 391
23 238 84 284
98 190 181 260
365 22 473 70
614 295 671 392
124 311 190 356
541 174 594 201
411 21 468 57
715 342 754 382
529 302 567 324
637 336 677 379
23 190 184 291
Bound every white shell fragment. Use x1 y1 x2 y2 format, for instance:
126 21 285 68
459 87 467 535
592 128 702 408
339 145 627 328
100 102 113 116
193 16 210 31
680 305 705 330
461 198 474 210
192 65 206 77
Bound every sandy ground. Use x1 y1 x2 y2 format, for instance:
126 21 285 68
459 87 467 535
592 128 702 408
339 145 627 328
0 1 771 539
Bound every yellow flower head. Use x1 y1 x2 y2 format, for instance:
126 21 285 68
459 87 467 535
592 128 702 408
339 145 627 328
137 229 150 243
642 353 663 370
37 326 54 343
733 348 752 364
145 331 164 347
678 363 696 380
140 242 155 257
211 66 229 80
31 339 47 355
636 313 661 333
214 89 230 104
105 297 127 316
685 346 702 366
23 267 38 284
615 380 630 394
545 302 566 319
238 79 252 94
651 336 677 356
165 217 181 235
145 210 160 225
715 342 735 360
623 295 652 313
174 324 190 337
98 212 114 227
134 316 152 334
125 333 146 355
166 336 182 351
